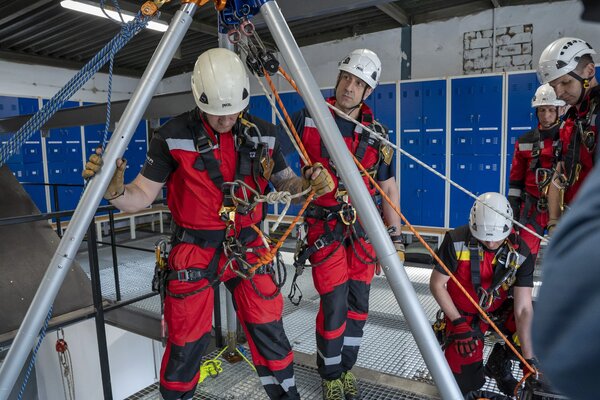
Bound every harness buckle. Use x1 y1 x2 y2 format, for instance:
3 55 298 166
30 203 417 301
177 270 189 282
338 203 357 226
314 238 326 250
219 205 236 222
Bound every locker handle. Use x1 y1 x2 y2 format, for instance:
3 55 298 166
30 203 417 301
477 114 481 123
423 116 428 124
470 114 474 123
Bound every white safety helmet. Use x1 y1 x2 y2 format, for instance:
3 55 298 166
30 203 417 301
537 37 596 84
531 83 566 108
469 192 513 242
338 49 382 89
191 48 250 116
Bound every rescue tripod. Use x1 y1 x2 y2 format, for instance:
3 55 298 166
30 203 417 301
0 1 462 399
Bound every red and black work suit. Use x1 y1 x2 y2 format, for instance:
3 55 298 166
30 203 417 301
556 87 600 205
434 225 534 394
289 98 393 380
508 123 559 256
141 109 299 400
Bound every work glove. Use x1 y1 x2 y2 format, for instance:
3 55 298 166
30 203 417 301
302 162 334 198
520 357 540 376
82 148 127 201
448 317 478 358
391 235 405 262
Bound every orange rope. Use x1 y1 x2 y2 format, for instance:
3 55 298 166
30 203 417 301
264 69 311 165
351 153 535 376
278 66 299 92
247 192 315 274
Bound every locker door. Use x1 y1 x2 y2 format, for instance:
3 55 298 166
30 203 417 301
373 83 396 138
475 76 503 156
450 155 500 227
506 73 537 190
321 88 335 99
25 163 47 212
400 155 423 225
420 154 446 227
400 81 423 155
451 78 477 155
249 94 273 123
124 121 148 182
422 80 446 155
279 92 305 117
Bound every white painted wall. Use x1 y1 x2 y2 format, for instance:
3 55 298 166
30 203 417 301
35 320 162 400
412 0 599 78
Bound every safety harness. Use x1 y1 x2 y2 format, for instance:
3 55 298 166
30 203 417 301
554 88 600 199
432 237 521 348
152 111 284 306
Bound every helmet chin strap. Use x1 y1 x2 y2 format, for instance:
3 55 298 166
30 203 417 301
568 71 594 105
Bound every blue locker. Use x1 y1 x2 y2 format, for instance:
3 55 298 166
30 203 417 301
124 121 148 182
450 155 500 227
48 162 83 214
321 88 335 99
373 83 396 138
400 155 423 225
451 76 503 155
24 163 47 212
422 80 447 155
279 92 305 117
420 154 446 227
505 72 538 190
249 94 273 123
400 81 424 155
22 133 43 164
0 96 19 117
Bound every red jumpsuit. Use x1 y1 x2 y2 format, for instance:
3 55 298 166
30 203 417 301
435 225 534 394
293 98 393 380
142 109 299 400
556 87 600 206
508 123 559 255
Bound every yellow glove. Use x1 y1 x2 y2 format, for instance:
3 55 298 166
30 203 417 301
302 162 335 198
82 148 127 201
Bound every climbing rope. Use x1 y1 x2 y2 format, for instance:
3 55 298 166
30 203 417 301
0 11 150 167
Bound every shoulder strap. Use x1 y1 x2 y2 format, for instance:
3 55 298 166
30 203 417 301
187 111 224 189
468 237 482 298
528 127 541 171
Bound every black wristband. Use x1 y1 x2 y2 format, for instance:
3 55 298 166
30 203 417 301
106 188 125 201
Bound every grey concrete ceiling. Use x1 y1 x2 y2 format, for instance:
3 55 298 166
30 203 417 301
0 0 560 77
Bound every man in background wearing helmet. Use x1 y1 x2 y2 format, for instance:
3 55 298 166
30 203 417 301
508 84 565 257
537 37 599 232
83 48 334 400
282 49 402 400
429 193 535 396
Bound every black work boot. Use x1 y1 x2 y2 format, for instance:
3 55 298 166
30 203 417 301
340 371 361 400
484 343 519 396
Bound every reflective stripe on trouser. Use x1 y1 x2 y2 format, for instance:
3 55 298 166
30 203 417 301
225 268 299 400
308 221 375 380
160 236 298 400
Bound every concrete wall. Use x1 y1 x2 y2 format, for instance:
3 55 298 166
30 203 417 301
412 0 598 78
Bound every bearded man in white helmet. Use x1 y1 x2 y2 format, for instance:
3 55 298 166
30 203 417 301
282 49 402 400
508 84 565 258
82 48 335 400
537 37 599 233
429 193 536 397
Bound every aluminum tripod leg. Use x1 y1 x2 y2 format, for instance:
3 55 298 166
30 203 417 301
260 2 463 399
0 3 199 398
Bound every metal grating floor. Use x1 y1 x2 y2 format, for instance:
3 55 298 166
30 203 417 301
125 350 437 400
78 235 543 399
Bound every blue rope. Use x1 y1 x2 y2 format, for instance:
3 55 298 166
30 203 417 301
0 12 150 167
16 305 53 400
102 51 116 150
